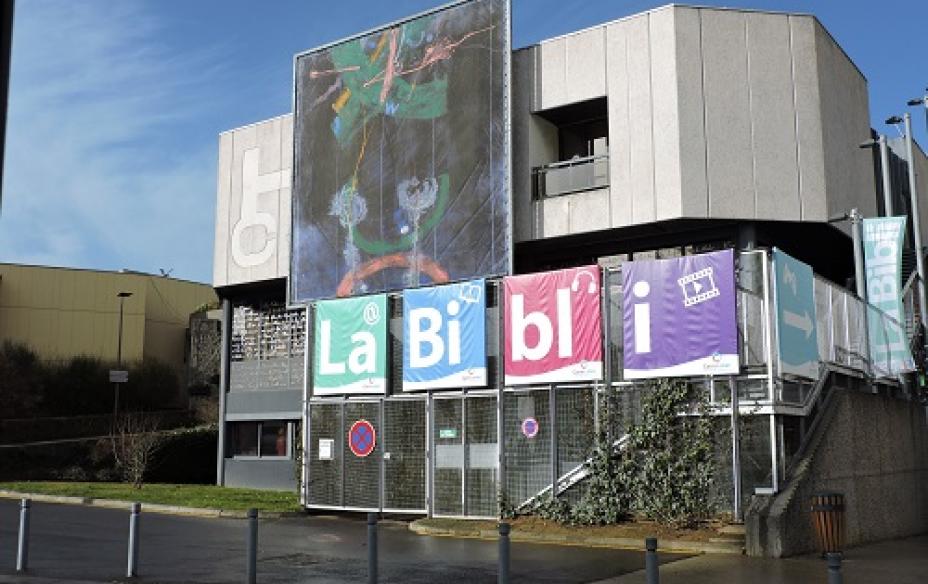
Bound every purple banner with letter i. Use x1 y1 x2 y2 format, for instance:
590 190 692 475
622 249 740 379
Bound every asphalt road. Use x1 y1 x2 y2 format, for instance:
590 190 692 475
0 500 688 583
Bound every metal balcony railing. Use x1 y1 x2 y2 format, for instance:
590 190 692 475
531 154 609 199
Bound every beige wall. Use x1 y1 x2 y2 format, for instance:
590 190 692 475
0 264 216 373
513 5 876 241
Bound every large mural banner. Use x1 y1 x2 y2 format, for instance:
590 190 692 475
622 250 739 379
291 0 511 302
504 266 603 385
862 217 914 376
403 279 487 390
313 295 388 395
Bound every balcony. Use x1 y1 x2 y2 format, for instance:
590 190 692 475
532 153 609 199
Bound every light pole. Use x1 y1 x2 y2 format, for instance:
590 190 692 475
113 291 133 422
886 114 927 327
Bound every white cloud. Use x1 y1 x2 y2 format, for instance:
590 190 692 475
0 0 225 282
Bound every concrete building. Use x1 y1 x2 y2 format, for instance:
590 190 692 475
0 263 216 378
212 3 928 553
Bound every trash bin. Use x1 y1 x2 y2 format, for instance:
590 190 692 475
810 491 845 555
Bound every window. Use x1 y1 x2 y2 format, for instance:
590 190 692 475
229 421 292 458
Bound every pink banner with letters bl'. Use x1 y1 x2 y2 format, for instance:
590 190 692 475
503 266 603 385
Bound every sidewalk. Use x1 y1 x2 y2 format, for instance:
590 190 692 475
592 535 928 584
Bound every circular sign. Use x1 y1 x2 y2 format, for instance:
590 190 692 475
348 420 376 458
521 417 539 439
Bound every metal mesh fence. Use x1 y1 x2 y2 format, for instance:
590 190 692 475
383 399 426 511
343 401 381 509
556 388 595 481
466 396 498 517
308 402 342 507
503 389 552 508
432 397 463 515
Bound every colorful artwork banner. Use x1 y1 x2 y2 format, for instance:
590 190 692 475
403 279 487 390
862 217 914 375
312 295 388 395
290 0 511 302
503 266 603 385
622 249 739 379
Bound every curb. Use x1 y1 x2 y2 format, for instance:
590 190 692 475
409 520 744 555
0 490 293 519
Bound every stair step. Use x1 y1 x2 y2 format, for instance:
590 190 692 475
719 524 746 536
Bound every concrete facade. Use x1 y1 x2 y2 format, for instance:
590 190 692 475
511 6 875 242
0 263 216 375
746 381 928 557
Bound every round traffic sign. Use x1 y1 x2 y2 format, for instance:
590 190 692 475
348 419 376 458
521 417 539 439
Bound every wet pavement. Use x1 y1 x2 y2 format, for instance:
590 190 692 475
0 499 687 583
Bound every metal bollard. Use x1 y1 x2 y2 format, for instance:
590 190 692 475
367 513 378 584
246 508 258 584
826 552 843 584
498 522 511 584
127 502 141 578
16 498 30 573
645 537 659 584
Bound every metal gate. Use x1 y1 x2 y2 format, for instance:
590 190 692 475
306 398 427 513
431 393 498 518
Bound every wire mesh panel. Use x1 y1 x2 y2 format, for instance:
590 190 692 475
466 395 498 517
503 389 552 508
343 401 381 509
556 388 595 482
383 399 426 512
308 402 342 507
433 397 464 515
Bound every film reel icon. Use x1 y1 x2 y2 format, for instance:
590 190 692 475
677 267 720 307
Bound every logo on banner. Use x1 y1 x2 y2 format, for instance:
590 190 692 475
348 420 376 457
504 266 603 385
313 295 388 396
403 280 487 391
623 250 739 379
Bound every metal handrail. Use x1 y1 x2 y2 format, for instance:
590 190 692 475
532 153 610 171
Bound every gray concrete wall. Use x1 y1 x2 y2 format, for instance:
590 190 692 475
888 137 928 240
226 389 302 419
746 385 928 557
225 458 297 491
515 6 876 242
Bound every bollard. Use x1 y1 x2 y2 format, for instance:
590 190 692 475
246 508 258 584
127 502 141 578
645 537 659 584
826 552 843 584
498 522 511 584
367 513 378 584
16 498 30 573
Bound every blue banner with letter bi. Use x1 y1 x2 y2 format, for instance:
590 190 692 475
403 279 487 391
773 248 820 379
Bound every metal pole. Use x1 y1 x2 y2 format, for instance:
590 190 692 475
878 135 894 216
498 522 510 584
904 113 928 327
826 552 844 584
645 537 659 584
367 513 378 584
850 209 866 302
246 508 257 584
127 502 140 578
113 295 126 422
730 378 742 523
217 298 232 485
16 498 30 573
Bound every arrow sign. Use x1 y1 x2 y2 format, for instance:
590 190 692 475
783 310 813 338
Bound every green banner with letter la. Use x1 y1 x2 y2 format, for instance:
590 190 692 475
313 294 388 396
862 217 914 376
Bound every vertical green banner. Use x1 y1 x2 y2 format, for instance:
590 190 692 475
862 217 913 375
313 295 387 395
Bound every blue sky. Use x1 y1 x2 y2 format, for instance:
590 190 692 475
2 0 927 284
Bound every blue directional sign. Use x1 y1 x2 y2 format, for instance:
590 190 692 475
773 248 820 379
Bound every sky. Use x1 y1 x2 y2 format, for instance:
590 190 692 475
1 0 927 284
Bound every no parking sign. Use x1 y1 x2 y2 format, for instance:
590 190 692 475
348 420 376 458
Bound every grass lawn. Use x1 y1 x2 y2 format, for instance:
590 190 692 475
0 481 301 513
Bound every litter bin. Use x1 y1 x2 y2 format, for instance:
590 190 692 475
811 491 845 555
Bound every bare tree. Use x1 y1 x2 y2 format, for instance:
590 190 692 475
111 413 163 489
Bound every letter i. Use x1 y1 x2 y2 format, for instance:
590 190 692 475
632 281 651 354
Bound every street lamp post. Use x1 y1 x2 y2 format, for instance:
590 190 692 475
860 135 894 216
113 291 133 422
